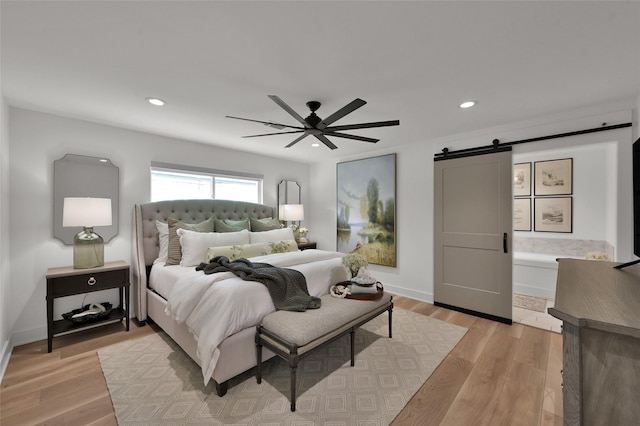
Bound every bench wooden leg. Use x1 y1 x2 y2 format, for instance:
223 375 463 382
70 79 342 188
290 365 297 412
256 329 263 384
350 329 355 367
214 380 228 397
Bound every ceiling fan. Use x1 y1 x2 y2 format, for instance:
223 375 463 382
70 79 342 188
226 95 399 150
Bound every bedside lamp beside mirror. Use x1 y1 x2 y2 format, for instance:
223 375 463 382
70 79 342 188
279 203 305 242
62 197 112 269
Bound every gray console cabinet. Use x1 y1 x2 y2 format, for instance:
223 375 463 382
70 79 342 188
548 259 640 426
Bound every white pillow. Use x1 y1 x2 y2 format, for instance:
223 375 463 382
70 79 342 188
249 227 295 244
177 228 250 266
156 220 169 262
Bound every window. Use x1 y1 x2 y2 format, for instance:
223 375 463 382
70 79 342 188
150 163 263 203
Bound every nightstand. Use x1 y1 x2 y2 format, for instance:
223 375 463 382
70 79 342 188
297 241 317 250
46 260 130 352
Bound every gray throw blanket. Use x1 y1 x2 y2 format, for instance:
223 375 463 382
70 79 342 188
196 256 321 311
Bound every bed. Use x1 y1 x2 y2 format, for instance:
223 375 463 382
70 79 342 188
132 199 349 396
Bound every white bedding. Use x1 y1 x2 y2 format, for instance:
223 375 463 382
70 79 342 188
150 249 348 384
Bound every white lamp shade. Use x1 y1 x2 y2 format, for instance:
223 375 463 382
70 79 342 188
280 204 304 221
62 197 112 227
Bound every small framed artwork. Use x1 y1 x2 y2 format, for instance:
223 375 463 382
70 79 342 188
513 162 531 197
534 197 572 233
534 158 573 196
513 198 531 231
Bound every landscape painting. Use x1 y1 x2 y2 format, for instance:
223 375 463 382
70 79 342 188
513 198 531 231
513 162 531 197
337 153 396 267
534 197 572 233
534 158 573 196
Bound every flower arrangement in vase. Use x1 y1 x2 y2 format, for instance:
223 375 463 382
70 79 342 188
342 253 368 278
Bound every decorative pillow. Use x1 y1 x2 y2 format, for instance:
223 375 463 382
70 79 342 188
166 217 215 266
214 218 250 233
155 220 169 262
205 239 298 262
249 217 282 231
178 228 250 266
249 227 295 244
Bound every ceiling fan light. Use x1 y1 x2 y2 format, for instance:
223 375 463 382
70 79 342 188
459 100 476 109
146 97 166 106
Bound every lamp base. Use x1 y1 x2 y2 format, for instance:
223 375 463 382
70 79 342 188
73 227 104 269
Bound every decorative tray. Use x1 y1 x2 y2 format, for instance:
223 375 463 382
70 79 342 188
62 302 113 324
333 281 384 301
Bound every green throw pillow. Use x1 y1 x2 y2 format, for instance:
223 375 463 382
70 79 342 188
249 217 282 231
166 217 215 265
214 218 250 233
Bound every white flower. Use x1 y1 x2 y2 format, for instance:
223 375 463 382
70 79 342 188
299 227 308 233
342 253 368 278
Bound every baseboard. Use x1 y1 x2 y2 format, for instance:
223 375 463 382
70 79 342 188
383 283 433 304
513 283 555 300
0 337 13 384
10 325 47 348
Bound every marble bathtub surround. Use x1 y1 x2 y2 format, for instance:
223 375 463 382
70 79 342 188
513 237 614 259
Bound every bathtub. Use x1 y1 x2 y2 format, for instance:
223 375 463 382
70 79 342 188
513 252 563 299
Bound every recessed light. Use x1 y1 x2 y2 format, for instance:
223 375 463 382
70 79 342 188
146 97 166 106
459 101 476 109
311 143 320 147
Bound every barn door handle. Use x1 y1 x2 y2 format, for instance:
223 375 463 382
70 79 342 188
503 233 508 254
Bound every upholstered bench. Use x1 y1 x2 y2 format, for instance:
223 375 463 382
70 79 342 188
255 293 393 411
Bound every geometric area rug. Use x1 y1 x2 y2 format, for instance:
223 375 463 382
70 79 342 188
98 308 467 425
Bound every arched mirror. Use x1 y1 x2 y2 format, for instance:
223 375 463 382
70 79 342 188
277 180 301 220
53 154 119 244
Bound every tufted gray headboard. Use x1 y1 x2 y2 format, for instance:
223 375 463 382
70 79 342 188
132 199 275 321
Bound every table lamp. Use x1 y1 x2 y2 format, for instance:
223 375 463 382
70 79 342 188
62 197 112 269
280 204 304 242
280 204 304 225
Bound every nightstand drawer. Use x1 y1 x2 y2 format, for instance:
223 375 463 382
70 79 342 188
50 269 126 297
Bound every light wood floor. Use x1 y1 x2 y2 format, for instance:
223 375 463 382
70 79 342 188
0 296 563 425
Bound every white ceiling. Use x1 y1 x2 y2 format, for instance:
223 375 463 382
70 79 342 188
2 1 639 162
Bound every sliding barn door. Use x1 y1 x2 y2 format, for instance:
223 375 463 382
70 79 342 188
434 150 513 323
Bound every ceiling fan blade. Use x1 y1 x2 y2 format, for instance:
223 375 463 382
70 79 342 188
267 95 310 128
226 115 304 130
285 133 310 148
314 134 338 150
325 131 379 143
325 120 400 132
317 98 367 129
241 130 305 138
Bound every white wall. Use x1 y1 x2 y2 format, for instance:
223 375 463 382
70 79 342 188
310 107 635 304
636 93 640 141
311 145 435 302
0 96 11 378
513 142 617 245
7 107 310 346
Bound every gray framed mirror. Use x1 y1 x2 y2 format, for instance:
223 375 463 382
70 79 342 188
277 180 301 220
53 154 119 244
